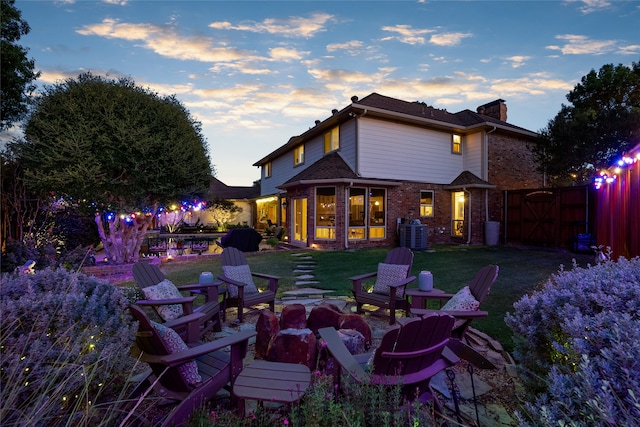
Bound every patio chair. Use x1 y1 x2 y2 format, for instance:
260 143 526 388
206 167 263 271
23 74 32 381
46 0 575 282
410 264 499 370
410 264 499 340
351 247 416 325
133 262 223 342
127 304 255 427
217 247 280 323
318 313 458 413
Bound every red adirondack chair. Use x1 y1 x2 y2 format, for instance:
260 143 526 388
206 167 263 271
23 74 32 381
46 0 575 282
410 264 499 370
351 247 416 325
217 247 280 323
411 264 499 340
127 304 255 427
133 262 223 342
318 313 458 413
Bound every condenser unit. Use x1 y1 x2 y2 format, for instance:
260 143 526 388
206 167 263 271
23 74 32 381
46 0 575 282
399 224 428 250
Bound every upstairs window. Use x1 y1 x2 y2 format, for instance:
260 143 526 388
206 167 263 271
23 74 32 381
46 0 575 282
294 144 305 166
324 127 339 153
264 162 272 178
420 190 434 217
452 134 462 154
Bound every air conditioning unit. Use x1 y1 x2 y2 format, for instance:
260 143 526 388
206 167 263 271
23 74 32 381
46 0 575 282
399 224 428 250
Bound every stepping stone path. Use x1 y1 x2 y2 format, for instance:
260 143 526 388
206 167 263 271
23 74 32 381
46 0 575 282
291 253 320 287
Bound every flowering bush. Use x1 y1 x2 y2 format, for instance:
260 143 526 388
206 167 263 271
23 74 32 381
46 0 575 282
0 268 137 426
505 257 640 426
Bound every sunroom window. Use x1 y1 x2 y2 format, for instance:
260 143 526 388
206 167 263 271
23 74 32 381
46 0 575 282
315 187 336 240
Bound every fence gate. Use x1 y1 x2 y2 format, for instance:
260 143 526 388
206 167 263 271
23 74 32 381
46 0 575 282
504 186 596 250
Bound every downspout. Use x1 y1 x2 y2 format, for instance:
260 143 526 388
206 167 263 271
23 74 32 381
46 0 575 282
345 181 353 249
352 109 367 176
485 126 497 221
503 190 508 244
465 188 472 245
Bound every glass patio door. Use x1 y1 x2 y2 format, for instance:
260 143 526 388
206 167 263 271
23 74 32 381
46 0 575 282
293 198 307 244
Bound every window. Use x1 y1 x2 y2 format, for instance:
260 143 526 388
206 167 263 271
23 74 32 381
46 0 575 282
264 162 272 178
368 188 386 239
452 134 462 154
315 187 336 240
348 188 366 239
452 191 465 236
348 187 387 240
324 127 339 153
420 190 434 217
294 144 305 166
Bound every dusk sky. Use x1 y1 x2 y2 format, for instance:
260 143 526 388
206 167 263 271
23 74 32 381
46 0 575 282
4 0 640 186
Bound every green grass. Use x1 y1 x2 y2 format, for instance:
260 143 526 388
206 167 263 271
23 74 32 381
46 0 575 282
120 245 595 353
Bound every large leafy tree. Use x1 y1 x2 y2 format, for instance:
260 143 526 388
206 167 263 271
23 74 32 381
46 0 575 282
13 73 212 263
535 61 640 185
1 0 40 130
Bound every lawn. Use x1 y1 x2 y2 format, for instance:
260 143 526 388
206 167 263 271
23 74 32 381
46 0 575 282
121 244 596 353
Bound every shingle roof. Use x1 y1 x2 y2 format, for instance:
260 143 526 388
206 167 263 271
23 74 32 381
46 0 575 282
357 93 533 133
254 92 537 166
208 176 260 199
282 151 359 185
445 171 496 189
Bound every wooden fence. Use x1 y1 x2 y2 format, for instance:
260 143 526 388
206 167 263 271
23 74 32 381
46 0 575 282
504 185 597 251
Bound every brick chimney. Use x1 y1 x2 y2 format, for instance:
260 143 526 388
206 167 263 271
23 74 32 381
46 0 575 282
477 99 507 122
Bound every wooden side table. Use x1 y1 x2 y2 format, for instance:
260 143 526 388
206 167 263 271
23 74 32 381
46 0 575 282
405 288 450 310
233 360 311 417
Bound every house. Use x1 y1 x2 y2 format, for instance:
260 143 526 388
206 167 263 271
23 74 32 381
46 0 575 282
253 93 543 250
171 177 260 230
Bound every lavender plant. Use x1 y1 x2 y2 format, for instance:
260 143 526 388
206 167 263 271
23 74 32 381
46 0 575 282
0 268 138 426
505 256 640 426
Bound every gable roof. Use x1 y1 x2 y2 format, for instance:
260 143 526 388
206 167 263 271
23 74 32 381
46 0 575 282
209 176 260 200
254 92 537 166
444 171 496 190
356 93 533 132
277 151 400 189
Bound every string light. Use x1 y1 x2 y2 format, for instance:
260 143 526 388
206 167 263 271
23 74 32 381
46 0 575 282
593 153 639 190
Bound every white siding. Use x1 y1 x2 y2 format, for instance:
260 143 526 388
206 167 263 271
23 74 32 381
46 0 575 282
357 118 463 184
464 132 484 179
339 120 357 169
261 120 358 196
260 133 325 196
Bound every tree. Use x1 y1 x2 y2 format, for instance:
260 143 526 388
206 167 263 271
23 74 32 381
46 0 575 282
12 73 212 263
534 61 640 185
208 198 241 228
1 0 40 130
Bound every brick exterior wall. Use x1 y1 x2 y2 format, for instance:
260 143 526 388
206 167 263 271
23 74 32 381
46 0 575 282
286 130 542 250
487 131 544 234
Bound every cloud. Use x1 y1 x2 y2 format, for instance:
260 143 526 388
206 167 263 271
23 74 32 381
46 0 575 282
326 40 365 56
381 24 435 45
546 34 618 55
617 44 640 55
429 32 473 46
77 19 252 62
269 47 308 61
505 55 532 68
565 0 612 14
308 68 393 84
208 13 334 38
382 25 471 46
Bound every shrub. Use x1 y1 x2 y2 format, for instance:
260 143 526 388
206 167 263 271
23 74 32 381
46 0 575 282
0 268 138 426
188 372 439 426
505 257 640 426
